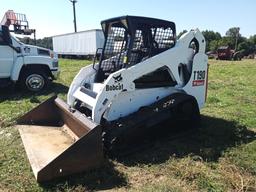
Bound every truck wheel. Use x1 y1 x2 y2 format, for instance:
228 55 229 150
20 70 48 92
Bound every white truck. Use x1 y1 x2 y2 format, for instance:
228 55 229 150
0 25 59 91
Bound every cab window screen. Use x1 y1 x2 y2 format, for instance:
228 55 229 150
151 27 175 49
101 26 127 72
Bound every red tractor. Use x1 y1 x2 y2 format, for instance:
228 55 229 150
216 46 242 61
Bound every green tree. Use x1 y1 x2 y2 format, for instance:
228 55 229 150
18 37 35 45
36 37 53 50
17 37 53 50
177 30 188 39
237 40 255 56
249 35 256 45
225 27 241 50
217 36 234 48
209 40 219 51
202 30 221 51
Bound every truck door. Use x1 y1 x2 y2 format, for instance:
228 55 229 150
0 31 14 78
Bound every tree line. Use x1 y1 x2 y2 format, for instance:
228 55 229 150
18 27 256 57
178 27 256 57
18 37 53 50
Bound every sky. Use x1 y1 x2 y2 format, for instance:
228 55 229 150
0 0 255 39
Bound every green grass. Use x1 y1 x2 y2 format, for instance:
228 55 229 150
0 59 256 191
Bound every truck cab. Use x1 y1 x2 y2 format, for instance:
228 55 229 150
0 25 59 91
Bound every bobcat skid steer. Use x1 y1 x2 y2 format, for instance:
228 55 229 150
17 16 208 182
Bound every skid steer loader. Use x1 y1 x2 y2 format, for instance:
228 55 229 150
16 16 208 182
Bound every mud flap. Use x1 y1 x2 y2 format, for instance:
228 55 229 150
16 96 104 182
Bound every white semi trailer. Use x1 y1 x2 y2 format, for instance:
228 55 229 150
52 29 104 58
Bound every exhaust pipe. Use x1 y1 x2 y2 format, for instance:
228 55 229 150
16 96 104 182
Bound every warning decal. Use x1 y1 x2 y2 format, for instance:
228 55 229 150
192 79 205 86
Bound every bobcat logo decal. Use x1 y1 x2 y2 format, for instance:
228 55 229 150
113 74 123 83
106 74 124 92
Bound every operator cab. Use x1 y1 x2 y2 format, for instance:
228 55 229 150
95 16 176 82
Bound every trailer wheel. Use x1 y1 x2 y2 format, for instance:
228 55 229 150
20 70 48 92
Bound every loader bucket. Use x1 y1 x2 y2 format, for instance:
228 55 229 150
16 96 104 182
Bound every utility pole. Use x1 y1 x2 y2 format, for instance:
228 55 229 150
69 0 77 32
234 27 240 51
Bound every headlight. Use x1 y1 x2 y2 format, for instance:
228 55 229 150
52 61 58 68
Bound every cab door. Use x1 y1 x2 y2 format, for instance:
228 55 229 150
0 31 14 78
